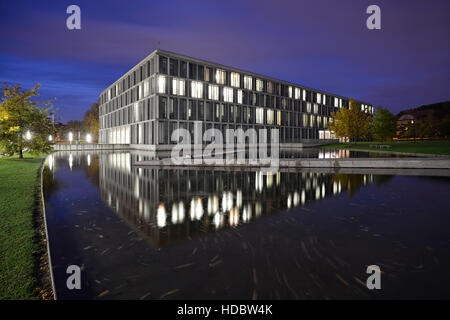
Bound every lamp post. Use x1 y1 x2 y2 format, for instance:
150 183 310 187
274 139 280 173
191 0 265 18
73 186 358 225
86 133 92 144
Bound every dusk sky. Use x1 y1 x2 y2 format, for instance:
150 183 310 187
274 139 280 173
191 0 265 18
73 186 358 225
1 0 449 123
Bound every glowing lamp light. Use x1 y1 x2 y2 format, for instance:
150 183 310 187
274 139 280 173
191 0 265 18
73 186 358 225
68 132 73 143
86 133 92 143
25 130 31 140
48 135 53 142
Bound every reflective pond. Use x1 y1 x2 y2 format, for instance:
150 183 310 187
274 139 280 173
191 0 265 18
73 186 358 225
43 151 450 299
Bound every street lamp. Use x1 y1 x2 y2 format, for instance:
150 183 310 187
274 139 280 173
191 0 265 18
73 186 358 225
25 130 32 140
86 133 92 144
68 132 73 143
48 135 53 142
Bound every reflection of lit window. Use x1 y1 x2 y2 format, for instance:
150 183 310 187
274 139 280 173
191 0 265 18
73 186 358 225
293 192 299 206
242 206 251 223
236 190 243 208
229 207 239 226
157 204 166 228
69 154 73 170
190 197 204 220
171 201 185 224
222 192 233 212
213 212 224 229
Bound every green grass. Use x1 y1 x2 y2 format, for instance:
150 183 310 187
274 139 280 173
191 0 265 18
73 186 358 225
321 140 450 155
0 153 45 299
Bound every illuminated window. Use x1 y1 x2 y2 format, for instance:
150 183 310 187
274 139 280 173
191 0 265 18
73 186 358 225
256 107 264 124
306 102 311 113
277 110 281 126
231 72 240 87
267 81 274 94
303 114 308 127
302 89 306 101
313 103 318 114
244 75 252 90
310 115 315 127
205 67 211 82
288 86 293 98
267 110 274 125
172 78 185 96
157 75 166 94
322 94 326 105
256 79 264 92
208 84 219 100
237 89 243 104
191 81 203 98
334 97 339 107
144 79 150 97
295 88 301 100
223 87 233 102
316 93 321 103
339 98 342 108
215 69 226 84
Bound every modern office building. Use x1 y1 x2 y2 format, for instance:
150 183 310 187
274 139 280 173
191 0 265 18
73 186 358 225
98 49 373 149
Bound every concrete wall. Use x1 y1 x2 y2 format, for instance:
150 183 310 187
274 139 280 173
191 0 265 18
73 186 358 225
53 144 129 151
134 157 450 170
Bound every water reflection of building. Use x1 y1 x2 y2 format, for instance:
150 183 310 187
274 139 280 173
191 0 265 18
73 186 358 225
95 152 374 249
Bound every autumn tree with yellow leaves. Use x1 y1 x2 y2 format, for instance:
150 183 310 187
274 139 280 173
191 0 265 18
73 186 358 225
0 83 56 158
327 98 372 143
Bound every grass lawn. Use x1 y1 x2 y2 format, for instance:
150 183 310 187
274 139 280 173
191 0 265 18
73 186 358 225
0 153 47 299
321 140 450 155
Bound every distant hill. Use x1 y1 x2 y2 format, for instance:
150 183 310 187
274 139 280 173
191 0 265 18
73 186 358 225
397 101 450 119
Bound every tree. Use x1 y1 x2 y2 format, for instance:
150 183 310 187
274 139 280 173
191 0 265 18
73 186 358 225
0 83 56 158
372 107 396 141
417 119 438 138
327 98 371 143
439 114 450 138
82 103 99 142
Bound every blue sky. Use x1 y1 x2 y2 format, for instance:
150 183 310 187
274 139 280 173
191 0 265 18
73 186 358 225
0 0 449 122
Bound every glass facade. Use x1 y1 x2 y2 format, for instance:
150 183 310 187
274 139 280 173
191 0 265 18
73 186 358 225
98 50 373 146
